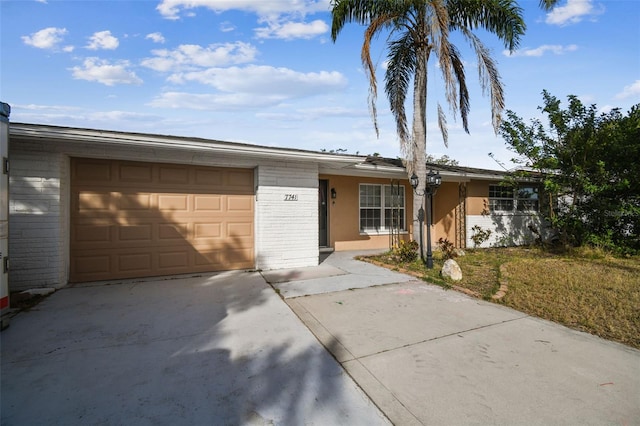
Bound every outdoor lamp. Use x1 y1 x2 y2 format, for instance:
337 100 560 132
331 188 337 199
426 170 442 194
410 172 419 191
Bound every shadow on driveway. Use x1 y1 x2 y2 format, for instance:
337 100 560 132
1 272 388 425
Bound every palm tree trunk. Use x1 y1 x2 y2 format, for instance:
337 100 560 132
411 48 428 257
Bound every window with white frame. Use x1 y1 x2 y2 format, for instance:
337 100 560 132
516 186 539 211
359 184 406 232
489 184 539 212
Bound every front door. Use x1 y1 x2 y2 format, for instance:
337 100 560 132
318 180 328 247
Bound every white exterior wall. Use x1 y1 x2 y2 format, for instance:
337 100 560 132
466 213 548 248
255 161 319 270
8 134 323 288
9 150 68 290
0 103 9 313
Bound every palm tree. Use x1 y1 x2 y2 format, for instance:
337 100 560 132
331 0 558 248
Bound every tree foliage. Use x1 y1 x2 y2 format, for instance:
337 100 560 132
426 154 459 166
500 91 640 253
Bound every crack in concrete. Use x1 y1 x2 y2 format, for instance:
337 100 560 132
355 314 530 361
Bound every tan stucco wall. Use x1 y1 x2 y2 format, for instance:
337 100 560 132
466 180 490 216
319 174 414 251
320 177 525 251
432 182 459 244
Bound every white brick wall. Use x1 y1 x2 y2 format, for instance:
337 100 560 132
255 162 319 270
9 150 68 290
466 213 549 248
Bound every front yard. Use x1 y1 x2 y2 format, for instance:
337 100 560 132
364 247 640 349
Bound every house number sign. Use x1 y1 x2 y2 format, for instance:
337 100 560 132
284 194 298 201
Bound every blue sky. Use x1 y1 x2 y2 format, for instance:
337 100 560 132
1 0 638 169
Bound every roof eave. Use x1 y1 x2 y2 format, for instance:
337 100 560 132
9 123 363 166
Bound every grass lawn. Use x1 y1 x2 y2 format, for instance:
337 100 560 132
365 247 640 349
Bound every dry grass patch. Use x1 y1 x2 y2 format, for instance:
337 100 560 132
501 257 640 349
365 247 640 349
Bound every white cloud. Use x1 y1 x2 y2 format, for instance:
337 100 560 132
577 94 596 104
150 66 347 110
220 21 236 32
86 30 119 50
149 91 291 110
545 0 604 26
255 19 328 40
88 110 162 122
145 32 166 43
141 42 258 72
599 105 614 114
615 80 640 100
156 0 330 20
70 58 142 86
257 106 366 121
503 44 578 57
15 103 83 112
167 65 347 97
22 27 68 50
12 105 164 129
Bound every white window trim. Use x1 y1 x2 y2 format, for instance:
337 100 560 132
359 183 407 235
489 184 540 214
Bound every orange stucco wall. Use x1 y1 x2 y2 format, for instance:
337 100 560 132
319 174 414 251
466 180 490 215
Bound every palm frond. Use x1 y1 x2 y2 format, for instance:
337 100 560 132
362 12 399 136
385 32 416 149
332 0 410 40
438 103 449 147
431 0 458 117
539 0 559 11
448 44 470 133
331 0 381 41
461 29 505 132
447 0 526 52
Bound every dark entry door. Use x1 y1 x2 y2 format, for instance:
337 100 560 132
318 180 328 247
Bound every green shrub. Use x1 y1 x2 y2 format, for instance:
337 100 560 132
390 240 419 263
437 238 457 260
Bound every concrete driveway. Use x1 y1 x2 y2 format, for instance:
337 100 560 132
263 250 640 425
3 251 640 426
282 256 640 426
0 271 389 425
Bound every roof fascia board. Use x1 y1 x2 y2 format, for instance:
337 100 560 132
353 163 407 177
10 124 362 165
10 124 540 181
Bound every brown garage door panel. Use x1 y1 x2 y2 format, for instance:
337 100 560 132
70 158 255 282
193 247 254 268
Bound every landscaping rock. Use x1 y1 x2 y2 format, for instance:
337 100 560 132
441 259 463 281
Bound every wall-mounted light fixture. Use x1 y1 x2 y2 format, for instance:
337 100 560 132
331 188 337 199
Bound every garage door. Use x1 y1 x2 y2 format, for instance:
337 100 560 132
70 158 254 282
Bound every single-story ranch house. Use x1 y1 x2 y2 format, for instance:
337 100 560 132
6 121 545 291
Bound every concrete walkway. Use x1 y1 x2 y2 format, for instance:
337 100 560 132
262 250 415 298
1 271 389 425
273 251 640 425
